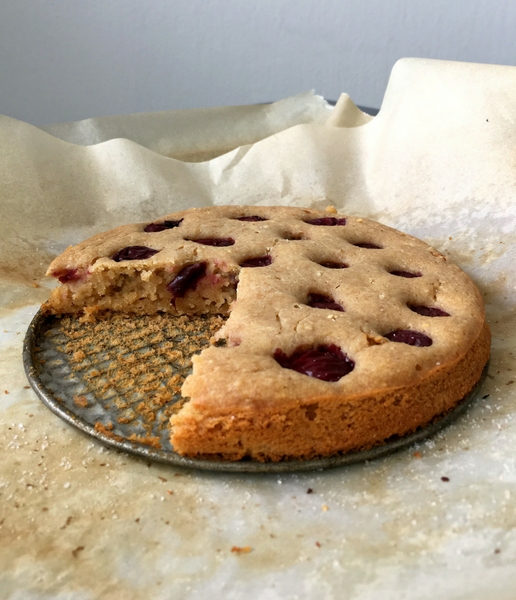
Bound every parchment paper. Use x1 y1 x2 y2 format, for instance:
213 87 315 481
1 59 516 600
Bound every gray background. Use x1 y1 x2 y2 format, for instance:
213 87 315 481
1 0 515 126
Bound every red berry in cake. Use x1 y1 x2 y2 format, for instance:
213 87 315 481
307 293 344 312
408 305 450 317
305 217 347 226
144 219 183 232
167 262 207 298
188 238 235 247
385 330 433 346
318 261 348 269
273 344 355 381
390 270 422 278
52 268 81 284
235 216 268 222
111 246 160 262
239 255 273 268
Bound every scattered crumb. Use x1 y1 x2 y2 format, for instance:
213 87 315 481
72 546 85 558
73 395 89 408
127 434 161 449
307 488 314 494
315 541 321 548
231 546 252 554
321 504 329 511
413 451 422 459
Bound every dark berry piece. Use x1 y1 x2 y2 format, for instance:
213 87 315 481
187 238 235 247
354 242 382 249
53 268 80 284
235 216 268 222
390 270 422 278
318 261 348 269
274 344 354 382
385 330 433 347
307 293 344 312
111 246 160 262
305 217 347 226
144 219 183 232
408 305 450 317
167 262 207 298
239 255 272 268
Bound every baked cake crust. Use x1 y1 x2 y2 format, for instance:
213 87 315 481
43 205 490 461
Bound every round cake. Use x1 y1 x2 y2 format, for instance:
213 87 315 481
43 205 490 461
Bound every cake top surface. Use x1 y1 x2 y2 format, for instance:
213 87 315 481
46 205 486 410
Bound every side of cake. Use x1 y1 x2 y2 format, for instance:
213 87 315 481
44 205 490 461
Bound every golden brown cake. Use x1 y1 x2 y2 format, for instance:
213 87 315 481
44 205 490 461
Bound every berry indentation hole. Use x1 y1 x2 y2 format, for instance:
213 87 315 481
317 261 348 269
111 246 160 262
307 293 344 312
187 237 235 247
353 242 382 249
234 216 268 222
273 345 355 381
390 270 422 278
239 255 272 268
408 305 450 317
280 232 306 241
384 330 432 347
305 217 347 226
144 219 183 232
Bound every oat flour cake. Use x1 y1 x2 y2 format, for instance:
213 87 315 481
43 205 490 461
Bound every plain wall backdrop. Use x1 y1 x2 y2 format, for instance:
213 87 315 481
1 0 515 126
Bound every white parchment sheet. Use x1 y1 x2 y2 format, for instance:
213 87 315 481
1 59 516 600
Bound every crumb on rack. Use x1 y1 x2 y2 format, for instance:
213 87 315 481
231 546 252 554
73 395 89 407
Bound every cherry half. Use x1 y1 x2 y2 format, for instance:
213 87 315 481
167 262 207 298
239 255 272 268
274 344 355 382
305 217 347 226
52 268 81 284
318 261 348 269
144 219 183 232
187 238 235 247
307 293 344 312
111 246 160 262
408 305 450 317
390 270 422 278
384 330 433 347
